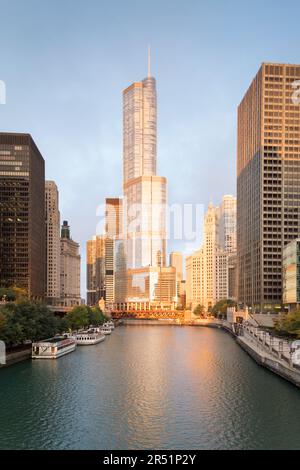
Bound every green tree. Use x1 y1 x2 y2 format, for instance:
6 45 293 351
88 306 106 326
211 299 237 318
274 310 300 338
66 305 89 330
193 305 205 317
0 286 28 302
0 300 61 345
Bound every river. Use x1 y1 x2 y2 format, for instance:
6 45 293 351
1 325 300 450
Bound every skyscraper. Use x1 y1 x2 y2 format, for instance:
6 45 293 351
105 197 123 306
0 133 46 298
60 220 81 307
185 196 236 311
170 252 183 304
237 63 300 312
186 248 205 310
219 195 237 253
86 235 106 306
45 181 61 304
121 58 170 306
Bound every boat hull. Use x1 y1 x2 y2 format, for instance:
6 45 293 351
32 343 76 359
76 336 106 346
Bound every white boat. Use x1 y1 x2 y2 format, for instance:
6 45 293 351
104 321 115 330
32 335 76 359
100 325 112 335
76 330 106 346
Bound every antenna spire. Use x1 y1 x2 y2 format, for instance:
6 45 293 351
148 45 151 78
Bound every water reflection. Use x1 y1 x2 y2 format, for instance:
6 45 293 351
1 326 300 449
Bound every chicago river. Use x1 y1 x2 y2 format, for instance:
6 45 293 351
1 325 300 450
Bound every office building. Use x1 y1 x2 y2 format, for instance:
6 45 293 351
86 235 106 306
121 58 170 307
170 252 183 304
0 133 46 298
60 220 81 307
283 238 300 311
238 63 300 311
45 181 60 304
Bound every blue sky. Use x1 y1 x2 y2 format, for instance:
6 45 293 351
1 0 300 296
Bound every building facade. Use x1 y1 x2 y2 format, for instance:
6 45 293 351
45 181 60 304
186 248 205 311
0 133 46 298
60 221 81 307
86 235 106 306
186 196 236 311
169 252 183 304
120 66 170 307
219 195 237 253
237 63 300 312
105 198 123 307
282 238 300 310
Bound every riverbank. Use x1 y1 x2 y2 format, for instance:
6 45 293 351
237 335 300 388
0 345 32 368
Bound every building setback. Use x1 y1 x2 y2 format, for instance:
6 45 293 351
0 133 46 298
237 63 300 312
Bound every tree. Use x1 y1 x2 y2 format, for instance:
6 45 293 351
274 310 300 338
0 300 62 345
88 306 106 326
0 286 27 302
193 305 205 317
211 299 237 318
66 306 90 330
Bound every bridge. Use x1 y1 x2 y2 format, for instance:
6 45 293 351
111 309 185 321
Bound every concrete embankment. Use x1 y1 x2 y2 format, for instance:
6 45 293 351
0 346 31 368
237 336 300 388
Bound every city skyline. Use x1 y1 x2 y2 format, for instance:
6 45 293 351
1 0 300 296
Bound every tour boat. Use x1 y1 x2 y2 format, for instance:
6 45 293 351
105 321 115 330
100 325 112 335
75 330 106 346
32 335 76 359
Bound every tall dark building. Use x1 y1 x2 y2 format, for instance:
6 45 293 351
0 133 46 298
237 63 300 312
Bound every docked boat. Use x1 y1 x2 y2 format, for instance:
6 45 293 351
100 325 112 335
76 330 106 346
32 335 76 359
104 321 115 330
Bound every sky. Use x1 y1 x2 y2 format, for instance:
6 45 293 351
1 0 300 296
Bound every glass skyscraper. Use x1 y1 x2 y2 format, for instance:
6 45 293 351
121 69 171 305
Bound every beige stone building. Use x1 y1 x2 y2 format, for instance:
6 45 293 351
45 181 60 305
169 252 183 305
60 221 81 307
186 196 236 311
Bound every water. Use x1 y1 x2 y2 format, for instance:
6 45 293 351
1 325 300 450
